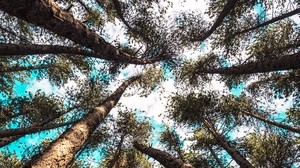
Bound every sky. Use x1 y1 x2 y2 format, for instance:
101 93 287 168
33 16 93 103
1 0 299 167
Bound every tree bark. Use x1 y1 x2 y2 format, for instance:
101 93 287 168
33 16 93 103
0 64 53 74
0 43 153 62
111 0 132 30
0 120 76 138
0 43 93 57
0 0 166 64
133 141 194 168
202 119 254 168
0 105 79 147
234 7 300 36
241 110 300 134
207 145 225 168
23 75 140 167
107 134 125 168
197 52 300 75
191 0 238 42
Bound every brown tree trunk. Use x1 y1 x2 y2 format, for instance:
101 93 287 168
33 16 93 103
0 44 92 57
234 7 300 36
107 134 125 168
0 64 53 74
202 119 254 168
0 0 164 64
133 141 194 168
241 110 300 133
24 75 140 167
191 0 238 42
197 52 300 75
0 105 79 147
0 120 76 138
207 145 225 168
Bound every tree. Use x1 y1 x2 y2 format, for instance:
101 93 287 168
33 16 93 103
24 75 140 167
240 132 299 167
0 0 300 167
133 141 194 168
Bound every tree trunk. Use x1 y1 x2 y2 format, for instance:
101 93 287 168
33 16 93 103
234 7 300 36
107 134 125 168
0 64 53 74
207 145 225 168
202 119 254 168
0 44 92 57
0 120 76 138
24 75 140 167
0 0 164 64
197 52 300 75
0 105 79 147
241 110 300 133
133 141 194 168
191 0 238 42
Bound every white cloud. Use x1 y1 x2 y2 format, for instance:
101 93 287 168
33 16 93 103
27 79 54 94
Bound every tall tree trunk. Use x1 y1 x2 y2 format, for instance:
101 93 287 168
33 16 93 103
0 0 165 64
191 0 238 42
111 0 132 30
165 127 185 161
197 52 300 75
0 44 93 57
0 64 53 74
241 110 300 133
234 7 300 36
0 120 76 138
207 145 225 168
24 75 140 168
107 134 125 168
133 141 194 168
0 105 79 147
202 119 254 168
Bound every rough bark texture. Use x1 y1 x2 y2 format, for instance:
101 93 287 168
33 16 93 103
133 141 194 168
202 120 254 168
192 0 238 42
24 76 140 168
242 110 300 133
197 52 300 75
0 0 164 64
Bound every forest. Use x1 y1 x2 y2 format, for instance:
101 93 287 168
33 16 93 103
0 0 299 167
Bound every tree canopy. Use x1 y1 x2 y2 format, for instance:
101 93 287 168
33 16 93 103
0 0 299 167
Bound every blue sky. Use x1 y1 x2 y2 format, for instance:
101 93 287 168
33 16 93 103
1 0 299 167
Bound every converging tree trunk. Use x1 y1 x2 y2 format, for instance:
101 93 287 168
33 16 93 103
0 106 79 147
197 52 300 75
24 75 140 167
207 145 225 168
202 119 254 168
192 0 238 42
107 134 125 168
241 110 300 134
0 44 93 56
234 7 300 36
0 0 165 64
133 141 194 168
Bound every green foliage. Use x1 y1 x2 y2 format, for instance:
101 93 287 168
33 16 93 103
241 132 299 167
1 0 300 167
0 152 22 168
